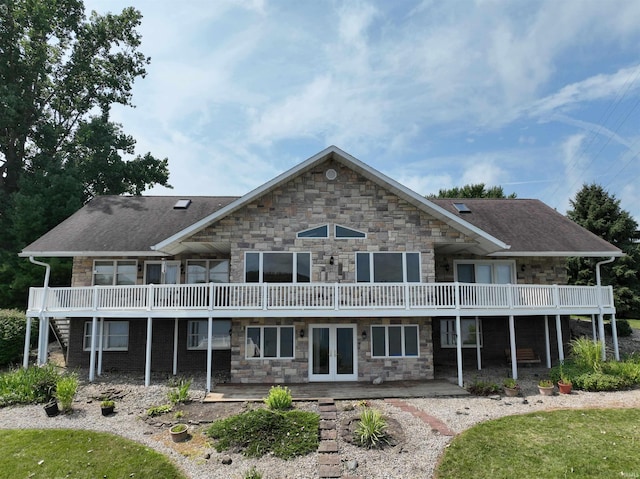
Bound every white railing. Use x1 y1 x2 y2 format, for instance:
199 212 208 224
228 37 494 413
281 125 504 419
27 282 615 315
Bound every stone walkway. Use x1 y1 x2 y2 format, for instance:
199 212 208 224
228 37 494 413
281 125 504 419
316 397 455 478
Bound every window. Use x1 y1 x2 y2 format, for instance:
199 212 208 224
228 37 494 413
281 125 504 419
371 325 419 357
246 326 294 359
356 252 421 283
187 320 231 350
440 318 483 348
245 252 311 283
335 225 366 238
93 260 137 286
455 261 514 284
297 225 328 238
83 321 129 351
186 260 229 284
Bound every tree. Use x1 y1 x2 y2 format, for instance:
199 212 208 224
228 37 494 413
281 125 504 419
429 184 517 199
566 184 640 317
0 0 171 308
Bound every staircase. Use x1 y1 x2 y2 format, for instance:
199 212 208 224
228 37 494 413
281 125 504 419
49 318 69 360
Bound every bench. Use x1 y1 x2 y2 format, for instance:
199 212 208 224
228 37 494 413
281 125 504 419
505 348 541 365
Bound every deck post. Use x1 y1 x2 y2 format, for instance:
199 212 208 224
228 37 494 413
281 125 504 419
475 316 481 370
89 316 98 382
591 314 597 340
611 314 620 361
145 317 153 387
544 316 551 368
598 313 606 361
173 318 179 376
508 315 517 380
455 314 463 387
97 318 104 376
22 317 32 369
206 316 213 393
555 315 564 362
36 317 45 365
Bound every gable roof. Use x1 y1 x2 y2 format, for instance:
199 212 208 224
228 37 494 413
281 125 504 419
430 198 623 257
152 146 510 256
20 196 238 257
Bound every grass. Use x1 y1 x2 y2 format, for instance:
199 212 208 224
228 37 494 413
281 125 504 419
626 319 640 330
435 409 640 479
0 429 186 479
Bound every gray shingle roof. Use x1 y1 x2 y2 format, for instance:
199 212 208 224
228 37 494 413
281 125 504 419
430 198 622 256
21 196 239 256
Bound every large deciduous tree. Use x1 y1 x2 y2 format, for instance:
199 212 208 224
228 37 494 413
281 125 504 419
0 0 171 308
430 183 517 199
566 184 640 318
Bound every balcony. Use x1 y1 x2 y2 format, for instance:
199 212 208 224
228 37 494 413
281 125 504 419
26 282 616 319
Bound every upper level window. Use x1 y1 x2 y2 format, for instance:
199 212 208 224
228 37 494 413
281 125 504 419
245 252 311 283
93 260 137 286
356 252 421 283
455 261 514 284
335 225 366 239
297 225 328 238
186 260 229 284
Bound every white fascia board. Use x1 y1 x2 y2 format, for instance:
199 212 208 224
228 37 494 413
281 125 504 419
18 250 168 258
152 145 510 254
488 251 625 257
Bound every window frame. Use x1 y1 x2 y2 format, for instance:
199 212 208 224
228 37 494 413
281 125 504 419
185 259 230 284
370 324 420 358
245 325 295 359
453 260 516 284
296 225 329 238
92 260 137 286
187 319 231 350
440 318 483 349
244 252 311 283
334 224 366 239
356 252 421 283
83 321 129 351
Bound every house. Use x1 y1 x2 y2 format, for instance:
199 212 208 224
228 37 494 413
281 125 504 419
20 146 623 391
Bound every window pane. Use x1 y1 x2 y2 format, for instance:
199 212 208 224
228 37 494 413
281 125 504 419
245 253 260 282
116 261 137 285
298 225 328 238
336 327 354 374
105 322 128 349
187 261 207 284
388 326 402 356
495 264 512 284
456 264 474 283
404 326 418 356
145 263 162 284
280 327 294 357
406 253 420 282
476 264 492 284
209 260 229 283
356 253 370 282
94 261 114 285
462 319 479 345
247 327 261 357
263 327 278 357
335 225 365 238
263 254 293 283
296 253 311 283
371 327 386 356
373 253 403 282
212 319 231 349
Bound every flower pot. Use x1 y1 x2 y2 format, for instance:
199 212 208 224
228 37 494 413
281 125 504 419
44 401 59 417
503 387 519 397
170 424 188 442
558 381 573 394
101 405 114 416
538 385 554 396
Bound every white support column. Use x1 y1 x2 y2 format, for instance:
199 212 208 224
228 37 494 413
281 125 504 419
145 317 153 387
544 316 551 369
97 318 104 376
475 316 482 371
206 317 213 393
591 314 597 340
173 318 179 376
43 318 50 363
508 315 517 380
455 314 463 387
598 313 606 361
36 317 45 365
555 315 564 362
22 317 32 369
611 314 620 361
89 317 98 382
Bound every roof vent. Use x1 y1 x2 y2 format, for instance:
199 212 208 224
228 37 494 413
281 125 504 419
453 202 471 213
173 199 192 209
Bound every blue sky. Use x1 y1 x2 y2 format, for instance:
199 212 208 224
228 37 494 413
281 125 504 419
84 0 640 220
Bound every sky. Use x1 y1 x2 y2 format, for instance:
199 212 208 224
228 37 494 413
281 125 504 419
83 0 640 221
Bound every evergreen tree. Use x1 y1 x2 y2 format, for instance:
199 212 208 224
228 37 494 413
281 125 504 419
566 184 640 317
430 183 517 198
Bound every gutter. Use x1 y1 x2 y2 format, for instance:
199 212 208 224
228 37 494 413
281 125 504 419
28 257 51 366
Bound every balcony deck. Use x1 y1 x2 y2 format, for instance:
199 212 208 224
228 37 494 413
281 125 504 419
27 282 616 319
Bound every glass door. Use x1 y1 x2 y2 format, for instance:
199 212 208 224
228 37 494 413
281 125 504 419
309 324 357 381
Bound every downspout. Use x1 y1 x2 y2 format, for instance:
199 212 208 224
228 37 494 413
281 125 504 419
595 256 616 361
28 257 51 366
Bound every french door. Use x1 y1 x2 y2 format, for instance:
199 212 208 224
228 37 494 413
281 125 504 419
309 324 357 381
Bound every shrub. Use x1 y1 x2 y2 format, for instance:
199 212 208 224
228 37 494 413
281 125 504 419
605 319 633 337
0 310 36 367
0 364 59 406
244 467 262 479
354 407 390 449
263 385 293 410
573 371 631 391
167 378 191 405
467 380 501 396
206 408 319 459
55 373 79 411
146 404 172 417
603 360 640 383
570 337 603 372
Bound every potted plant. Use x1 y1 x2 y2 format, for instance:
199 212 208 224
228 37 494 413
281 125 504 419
538 379 554 396
169 423 188 442
503 378 520 397
43 400 59 417
100 400 115 416
558 375 573 394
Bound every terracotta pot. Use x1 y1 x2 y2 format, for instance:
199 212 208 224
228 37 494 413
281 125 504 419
170 424 188 442
558 381 573 394
538 385 554 396
503 387 519 397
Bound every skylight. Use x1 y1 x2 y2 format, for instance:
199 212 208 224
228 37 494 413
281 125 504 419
453 202 471 213
173 199 192 209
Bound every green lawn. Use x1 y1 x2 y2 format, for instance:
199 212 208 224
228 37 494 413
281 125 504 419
626 319 640 330
436 409 640 479
0 429 186 479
